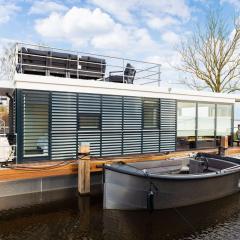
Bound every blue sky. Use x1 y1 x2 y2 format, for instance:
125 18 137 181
0 0 239 85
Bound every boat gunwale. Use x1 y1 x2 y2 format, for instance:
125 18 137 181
104 158 240 180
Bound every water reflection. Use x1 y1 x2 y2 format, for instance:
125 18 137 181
103 193 240 240
0 190 239 240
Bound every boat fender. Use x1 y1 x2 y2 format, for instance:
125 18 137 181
147 190 154 212
147 181 158 212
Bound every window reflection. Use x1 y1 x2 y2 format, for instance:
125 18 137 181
197 103 215 148
177 101 233 150
216 104 232 146
177 102 196 150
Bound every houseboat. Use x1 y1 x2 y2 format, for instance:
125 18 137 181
0 42 238 199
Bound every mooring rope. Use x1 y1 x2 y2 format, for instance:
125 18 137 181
116 161 158 211
3 154 89 171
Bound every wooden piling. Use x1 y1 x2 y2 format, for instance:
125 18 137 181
78 143 90 195
219 136 228 156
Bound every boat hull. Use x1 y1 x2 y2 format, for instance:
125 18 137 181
104 167 240 210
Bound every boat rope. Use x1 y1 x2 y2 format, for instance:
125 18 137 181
3 154 89 171
117 161 158 211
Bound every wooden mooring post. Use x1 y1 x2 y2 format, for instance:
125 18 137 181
219 136 228 156
78 143 90 195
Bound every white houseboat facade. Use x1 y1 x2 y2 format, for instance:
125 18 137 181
0 43 236 163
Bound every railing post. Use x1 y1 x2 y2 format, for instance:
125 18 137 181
77 56 79 79
122 59 125 83
20 44 23 74
158 64 161 87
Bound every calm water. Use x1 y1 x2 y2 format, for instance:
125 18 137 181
0 191 240 240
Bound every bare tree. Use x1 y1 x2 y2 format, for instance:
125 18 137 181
0 42 16 82
176 11 240 93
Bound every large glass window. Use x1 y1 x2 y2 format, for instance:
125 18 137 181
177 102 233 150
143 99 159 129
197 103 215 148
216 104 232 145
177 102 196 150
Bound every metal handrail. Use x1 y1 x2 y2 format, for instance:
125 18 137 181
16 42 162 66
14 42 162 86
18 52 160 74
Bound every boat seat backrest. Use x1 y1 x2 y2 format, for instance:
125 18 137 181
130 158 187 170
189 159 205 174
124 63 136 83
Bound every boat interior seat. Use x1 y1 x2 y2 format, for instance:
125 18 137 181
207 167 221 172
147 165 182 175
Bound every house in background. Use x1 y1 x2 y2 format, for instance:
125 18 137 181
0 43 237 164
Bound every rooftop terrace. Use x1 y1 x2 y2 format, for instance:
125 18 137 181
13 42 161 86
0 42 239 103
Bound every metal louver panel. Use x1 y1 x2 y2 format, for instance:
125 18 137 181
160 99 176 152
160 131 176 152
102 95 122 156
51 92 77 160
23 90 49 158
78 93 101 156
143 130 159 153
123 96 142 154
102 133 122 156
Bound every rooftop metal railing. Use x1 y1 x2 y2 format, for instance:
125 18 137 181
14 42 161 86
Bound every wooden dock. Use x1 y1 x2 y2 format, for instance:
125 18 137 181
1 147 240 183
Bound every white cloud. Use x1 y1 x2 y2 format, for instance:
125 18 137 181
88 0 135 23
35 6 158 52
35 7 115 45
91 24 130 49
35 13 65 39
91 25 157 52
29 1 68 15
0 3 20 24
162 31 181 45
143 0 191 20
88 0 192 24
147 16 180 30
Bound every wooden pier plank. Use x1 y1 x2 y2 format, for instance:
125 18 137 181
0 147 239 182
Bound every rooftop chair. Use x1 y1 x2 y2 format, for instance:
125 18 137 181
49 51 78 78
17 48 78 78
106 63 136 84
78 56 106 80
